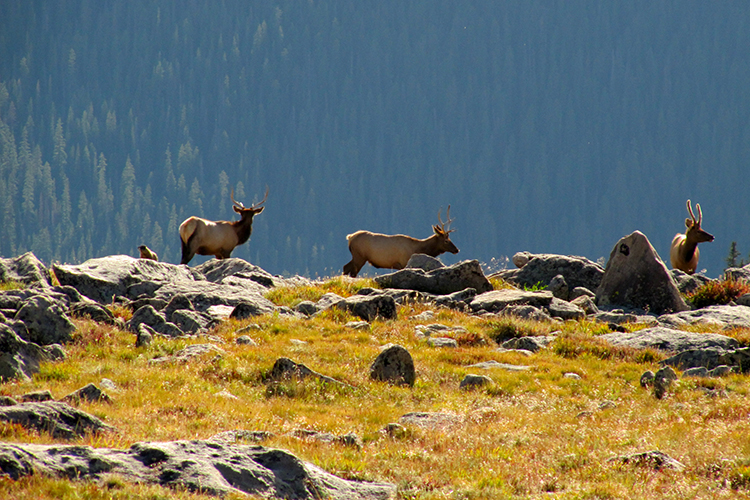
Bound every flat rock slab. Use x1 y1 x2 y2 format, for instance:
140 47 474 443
469 289 553 313
0 440 396 499
0 401 115 439
658 305 750 329
600 327 739 353
374 260 492 295
468 360 531 371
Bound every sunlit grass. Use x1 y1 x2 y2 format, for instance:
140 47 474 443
2 276 750 499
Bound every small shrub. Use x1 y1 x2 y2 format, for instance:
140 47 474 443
0 280 25 291
523 281 547 292
687 278 750 308
484 317 544 344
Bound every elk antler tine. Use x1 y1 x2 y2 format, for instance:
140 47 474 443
686 199 696 222
697 203 702 224
231 188 245 208
252 185 270 209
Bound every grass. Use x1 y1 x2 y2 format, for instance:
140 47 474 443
687 278 750 309
1 276 750 499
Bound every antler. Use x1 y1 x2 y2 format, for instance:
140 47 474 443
686 199 695 223
250 186 270 210
231 188 245 209
438 205 456 233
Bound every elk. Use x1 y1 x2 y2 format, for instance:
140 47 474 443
670 199 714 274
138 245 158 261
179 187 268 265
343 206 459 277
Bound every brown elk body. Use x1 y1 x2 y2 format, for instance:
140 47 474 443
343 207 459 277
138 245 158 261
670 199 714 274
179 187 268 265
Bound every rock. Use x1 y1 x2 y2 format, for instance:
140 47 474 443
399 412 460 429
170 309 216 334
370 344 415 387
653 366 677 399
345 321 371 330
433 288 478 310
127 305 184 337
501 304 553 321
661 346 750 372
600 327 739 352
682 367 710 378
501 336 553 353
570 287 596 300
68 302 117 325
494 253 604 292
469 289 553 314
374 260 492 295
0 324 61 382
0 401 115 438
548 274 569 300
0 252 51 289
0 440 396 498
571 295 599 315
658 305 750 330
670 269 713 294
20 390 54 402
382 423 407 438
608 450 685 472
640 371 655 387
595 231 689 314
135 324 154 347
0 396 18 406
294 301 319 316
405 253 445 271
14 295 76 345
149 344 226 365
335 294 397 321
548 297 585 320
724 263 750 282
61 383 112 405
267 358 350 388
459 374 493 390
236 335 257 346
468 360 530 371
512 251 531 268
411 310 434 321
229 298 275 319
427 337 457 348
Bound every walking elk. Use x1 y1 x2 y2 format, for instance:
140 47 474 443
343 206 459 277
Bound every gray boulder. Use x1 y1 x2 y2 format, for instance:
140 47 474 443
493 253 604 292
600 326 739 353
670 269 713 295
0 252 51 289
127 305 184 337
548 297 585 320
267 358 351 388
0 401 115 438
405 253 445 271
469 289 553 314
61 383 112 405
370 344 415 387
14 295 76 345
596 231 689 314
608 450 685 472
0 440 396 498
459 374 493 390
658 305 750 329
374 260 492 295
662 346 750 372
0 324 64 381
724 263 750 282
335 293 397 321
547 274 570 300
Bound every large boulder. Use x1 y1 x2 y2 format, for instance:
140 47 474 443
600 326 739 353
595 231 689 314
0 440 396 498
0 324 64 381
469 289 553 314
0 252 51 289
374 260 492 295
335 293 398 321
13 295 76 345
0 401 115 438
370 344 415 387
493 253 604 292
658 305 750 329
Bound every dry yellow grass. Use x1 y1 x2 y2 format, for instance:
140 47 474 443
1 278 750 499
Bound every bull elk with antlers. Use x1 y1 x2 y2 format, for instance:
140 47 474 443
179 187 268 265
670 199 714 274
342 206 459 278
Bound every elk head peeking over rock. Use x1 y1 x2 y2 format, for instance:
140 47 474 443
179 186 268 265
343 206 459 278
670 199 714 274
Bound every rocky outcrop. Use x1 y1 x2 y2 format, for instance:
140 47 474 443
0 401 115 438
374 260 492 295
0 253 51 289
0 323 65 381
600 327 739 353
494 252 604 292
0 440 396 499
596 231 689 314
469 289 553 314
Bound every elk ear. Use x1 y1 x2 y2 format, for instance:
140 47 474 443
685 218 694 229
253 206 265 215
433 225 442 235
233 205 243 214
